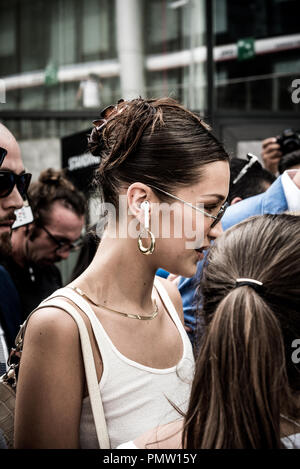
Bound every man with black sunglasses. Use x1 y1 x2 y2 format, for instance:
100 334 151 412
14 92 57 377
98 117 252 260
0 123 28 377
0 126 28 255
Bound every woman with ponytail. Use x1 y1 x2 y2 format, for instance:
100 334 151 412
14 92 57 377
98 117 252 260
118 214 300 449
14 98 230 448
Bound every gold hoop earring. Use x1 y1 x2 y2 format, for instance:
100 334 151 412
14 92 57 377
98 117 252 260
138 229 156 255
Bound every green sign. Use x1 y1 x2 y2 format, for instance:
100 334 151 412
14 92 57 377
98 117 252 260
44 62 59 86
237 38 255 61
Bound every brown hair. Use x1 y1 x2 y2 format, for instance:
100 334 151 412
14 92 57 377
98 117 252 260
88 97 229 207
28 168 86 235
183 214 300 448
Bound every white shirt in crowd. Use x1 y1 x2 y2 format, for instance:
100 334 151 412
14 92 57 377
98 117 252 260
281 169 300 212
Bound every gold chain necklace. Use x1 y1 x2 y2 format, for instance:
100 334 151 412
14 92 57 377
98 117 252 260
72 286 159 321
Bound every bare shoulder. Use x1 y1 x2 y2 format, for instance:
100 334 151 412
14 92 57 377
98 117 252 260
22 299 102 383
134 419 183 449
155 276 184 323
15 305 85 448
23 305 80 350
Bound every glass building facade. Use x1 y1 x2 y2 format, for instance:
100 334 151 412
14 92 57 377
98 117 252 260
214 0 300 112
0 0 299 142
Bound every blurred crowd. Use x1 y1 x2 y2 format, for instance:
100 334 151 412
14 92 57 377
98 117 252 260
0 99 299 450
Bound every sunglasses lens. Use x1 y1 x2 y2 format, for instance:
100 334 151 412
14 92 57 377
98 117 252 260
0 172 14 198
17 173 31 199
0 147 7 167
0 172 32 199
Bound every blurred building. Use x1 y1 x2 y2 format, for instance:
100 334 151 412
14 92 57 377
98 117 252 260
0 0 299 165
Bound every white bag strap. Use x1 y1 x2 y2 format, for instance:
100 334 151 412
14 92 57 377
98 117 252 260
29 297 110 449
154 277 182 326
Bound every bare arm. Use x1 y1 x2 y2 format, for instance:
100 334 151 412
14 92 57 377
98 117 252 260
14 308 85 449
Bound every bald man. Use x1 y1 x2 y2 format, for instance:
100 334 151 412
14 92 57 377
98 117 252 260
0 124 25 255
0 123 27 374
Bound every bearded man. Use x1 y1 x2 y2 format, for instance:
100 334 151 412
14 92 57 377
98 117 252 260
0 124 30 374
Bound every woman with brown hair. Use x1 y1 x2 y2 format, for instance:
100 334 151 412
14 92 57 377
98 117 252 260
14 97 230 448
119 213 300 449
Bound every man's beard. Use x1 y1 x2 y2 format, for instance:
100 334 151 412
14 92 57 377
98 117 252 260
0 210 16 259
0 230 12 259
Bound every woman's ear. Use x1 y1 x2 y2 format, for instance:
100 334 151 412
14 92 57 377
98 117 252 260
127 183 152 223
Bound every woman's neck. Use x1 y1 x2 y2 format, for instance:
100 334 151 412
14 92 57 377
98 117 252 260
70 235 158 311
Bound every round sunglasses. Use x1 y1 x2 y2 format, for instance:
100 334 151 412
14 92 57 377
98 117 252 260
0 171 32 200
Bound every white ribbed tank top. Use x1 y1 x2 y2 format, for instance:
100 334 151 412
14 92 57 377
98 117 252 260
62 277 194 449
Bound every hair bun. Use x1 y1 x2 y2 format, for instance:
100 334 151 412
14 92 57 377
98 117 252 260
39 168 62 184
88 99 128 157
88 126 105 156
38 168 75 191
